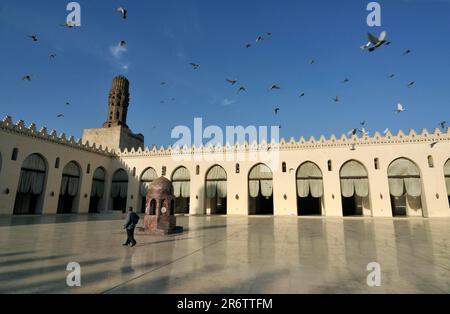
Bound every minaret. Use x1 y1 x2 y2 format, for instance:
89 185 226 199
103 76 130 128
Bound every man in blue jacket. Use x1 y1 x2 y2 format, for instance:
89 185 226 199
123 207 139 247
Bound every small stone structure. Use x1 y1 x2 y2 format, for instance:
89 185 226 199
143 177 183 235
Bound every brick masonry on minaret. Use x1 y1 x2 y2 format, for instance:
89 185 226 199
103 76 130 128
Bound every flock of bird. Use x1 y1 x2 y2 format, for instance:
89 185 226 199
18 7 446 149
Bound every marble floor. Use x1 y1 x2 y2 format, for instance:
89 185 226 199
0 214 449 294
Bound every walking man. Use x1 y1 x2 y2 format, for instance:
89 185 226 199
123 207 139 247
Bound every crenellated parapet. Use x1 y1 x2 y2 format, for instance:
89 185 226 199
0 116 114 156
116 127 450 158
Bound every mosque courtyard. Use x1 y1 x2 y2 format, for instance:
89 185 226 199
0 214 449 294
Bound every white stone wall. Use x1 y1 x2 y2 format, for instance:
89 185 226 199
1 116 449 217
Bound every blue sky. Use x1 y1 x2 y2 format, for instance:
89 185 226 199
1 0 449 147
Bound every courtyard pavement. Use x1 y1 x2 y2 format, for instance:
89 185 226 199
0 214 449 294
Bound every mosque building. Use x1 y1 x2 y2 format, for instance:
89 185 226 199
1 76 449 218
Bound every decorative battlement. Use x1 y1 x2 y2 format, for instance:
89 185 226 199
2 116 449 159
116 126 450 158
0 116 114 156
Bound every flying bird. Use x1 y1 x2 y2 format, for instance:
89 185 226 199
395 103 405 113
299 92 305 98
407 81 415 88
160 82 167 86
226 79 237 85
245 43 252 49
190 63 200 70
119 40 127 47
237 86 246 93
360 121 366 126
403 49 412 56
49 54 57 59
439 121 446 129
361 31 388 52
27 34 38 42
269 84 281 91
256 35 264 43
348 129 358 136
116 7 128 19
60 22 75 28
22 75 32 81
310 59 316 65
388 74 395 79
274 108 280 115
342 78 350 83
333 96 340 103
65 102 71 106
430 141 439 148
57 114 64 118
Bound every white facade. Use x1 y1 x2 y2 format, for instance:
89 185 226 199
1 116 449 218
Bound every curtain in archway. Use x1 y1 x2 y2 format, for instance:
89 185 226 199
140 168 157 197
172 167 191 198
340 161 369 198
111 169 128 198
444 160 450 196
60 162 80 197
91 168 105 198
206 166 227 198
388 159 422 197
249 164 273 197
17 154 47 195
297 162 323 198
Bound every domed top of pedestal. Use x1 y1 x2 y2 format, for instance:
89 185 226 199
148 177 174 197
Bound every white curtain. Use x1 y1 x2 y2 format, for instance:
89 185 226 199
388 178 404 197
173 181 182 198
23 154 46 171
140 182 150 197
18 171 45 195
140 168 157 197
172 167 190 198
91 180 104 198
181 181 190 198
388 159 422 197
67 177 79 197
249 180 260 198
207 181 217 198
111 182 128 198
217 181 227 198
206 166 227 180
340 161 369 197
60 176 69 196
297 179 310 198
445 177 450 196
296 162 323 198
63 162 80 176
340 179 355 198
260 180 273 197
172 167 190 181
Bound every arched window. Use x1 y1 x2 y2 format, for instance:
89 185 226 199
171 167 191 214
282 162 287 173
55 157 60 169
196 165 200 175
11 148 19 161
58 161 81 214
328 160 332 172
296 162 323 216
428 155 434 168
89 167 106 213
111 169 129 212
374 158 380 170
236 163 240 174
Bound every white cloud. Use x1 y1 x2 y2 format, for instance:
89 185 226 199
221 98 236 106
110 44 127 59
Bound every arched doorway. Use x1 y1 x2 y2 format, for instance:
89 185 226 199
58 161 81 214
13 154 47 215
296 162 323 216
89 167 105 213
340 160 371 216
111 169 128 212
205 165 227 215
172 167 190 214
140 167 157 213
445 159 450 208
388 158 424 217
248 164 274 215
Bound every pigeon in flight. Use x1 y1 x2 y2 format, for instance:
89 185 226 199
22 75 32 81
274 108 280 115
342 78 350 83
190 63 200 70
226 79 237 85
119 40 127 48
245 43 252 49
160 82 167 86
348 128 358 136
439 121 446 129
403 49 412 56
430 141 439 148
28 34 38 42
310 59 316 65
116 7 128 19
383 128 390 135
57 114 64 118
65 102 71 106
388 74 395 79
60 22 75 28
49 54 57 59
256 35 264 43
299 92 305 98
395 103 405 113
407 81 415 88
361 31 388 52
269 84 281 91
333 96 340 103
237 86 246 93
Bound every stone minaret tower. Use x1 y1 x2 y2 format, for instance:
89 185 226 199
103 76 130 128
